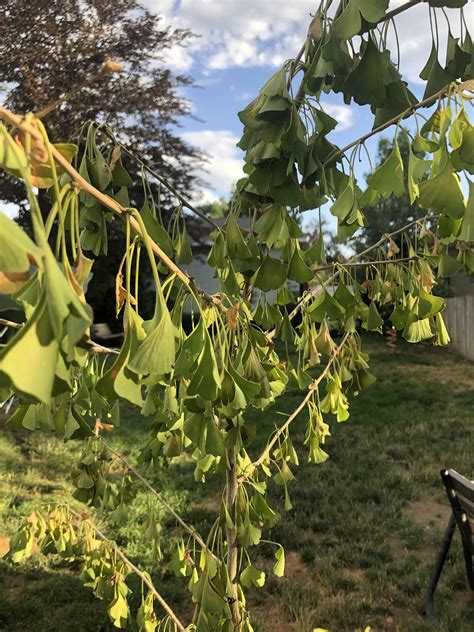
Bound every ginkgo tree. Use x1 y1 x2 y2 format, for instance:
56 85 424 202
1 0 473 630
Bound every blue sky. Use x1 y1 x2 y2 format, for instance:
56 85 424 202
145 0 473 233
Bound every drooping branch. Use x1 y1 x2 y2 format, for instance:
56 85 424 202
103 440 220 564
66 505 187 632
239 332 351 484
0 107 192 290
284 216 432 327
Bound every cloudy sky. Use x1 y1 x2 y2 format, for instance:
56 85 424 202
144 0 473 217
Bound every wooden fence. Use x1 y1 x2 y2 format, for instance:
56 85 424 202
443 295 474 361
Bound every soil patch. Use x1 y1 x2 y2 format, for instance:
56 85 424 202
405 497 450 532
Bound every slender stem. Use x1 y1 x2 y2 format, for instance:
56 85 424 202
0 318 22 330
225 447 241 628
99 126 220 232
103 440 220 564
239 333 350 484
312 255 417 274
66 505 186 632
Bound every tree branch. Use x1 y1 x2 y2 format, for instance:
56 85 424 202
284 216 432 327
66 505 186 631
239 332 351 484
0 107 192 289
102 440 220 564
323 83 457 167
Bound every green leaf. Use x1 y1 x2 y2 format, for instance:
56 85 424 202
344 38 390 107
225 213 253 261
304 232 326 265
129 300 176 378
260 66 290 99
407 145 430 204
43 249 93 346
287 245 313 283
112 158 133 188
458 181 474 242
418 160 465 218
418 288 444 318
0 124 27 175
96 313 144 407
0 212 42 273
333 0 388 40
0 292 58 404
253 254 288 292
205 418 224 457
330 178 360 223
420 44 454 99
366 139 405 198
438 252 462 277
240 564 265 588
140 204 174 259
403 315 433 343
365 301 384 332
273 546 285 578
187 323 221 402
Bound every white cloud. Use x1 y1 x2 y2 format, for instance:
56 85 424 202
181 129 244 201
320 103 354 132
145 0 316 71
146 0 473 80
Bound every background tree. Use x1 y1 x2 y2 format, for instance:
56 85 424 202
0 0 204 324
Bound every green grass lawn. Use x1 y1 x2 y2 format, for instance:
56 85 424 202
0 335 473 631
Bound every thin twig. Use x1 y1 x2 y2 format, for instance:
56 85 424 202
99 127 221 232
323 83 456 167
102 441 220 564
312 255 417 274
66 505 186 631
0 318 22 330
239 332 350 484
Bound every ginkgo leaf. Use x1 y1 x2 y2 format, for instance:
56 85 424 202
128 302 176 378
344 38 390 107
253 254 288 292
0 124 27 175
407 145 430 204
365 301 384 332
240 564 265 588
330 178 358 223
458 181 474 242
420 44 455 99
418 160 465 218
287 245 313 283
273 546 285 577
366 140 405 198
43 248 93 346
0 212 42 273
333 0 388 40
0 292 59 404
187 325 221 402
96 315 143 407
